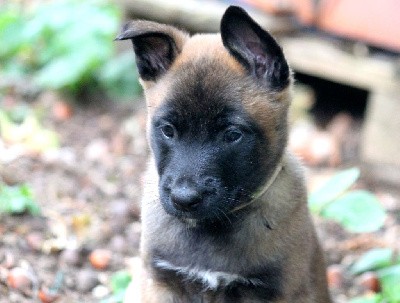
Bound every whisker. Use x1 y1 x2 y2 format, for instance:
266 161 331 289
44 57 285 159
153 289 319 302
217 208 232 226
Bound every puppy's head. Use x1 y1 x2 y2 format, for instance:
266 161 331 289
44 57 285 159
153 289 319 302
117 6 291 223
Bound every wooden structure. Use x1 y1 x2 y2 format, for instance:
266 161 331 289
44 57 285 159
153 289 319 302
280 36 400 184
118 0 400 183
117 0 294 34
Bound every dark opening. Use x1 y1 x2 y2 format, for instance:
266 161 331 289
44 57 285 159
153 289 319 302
295 72 369 128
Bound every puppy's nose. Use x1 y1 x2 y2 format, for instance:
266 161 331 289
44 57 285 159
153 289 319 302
171 185 202 212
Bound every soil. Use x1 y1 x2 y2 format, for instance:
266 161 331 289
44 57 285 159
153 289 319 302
0 96 399 303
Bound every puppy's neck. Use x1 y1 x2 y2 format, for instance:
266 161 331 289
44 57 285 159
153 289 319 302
154 259 264 290
231 159 284 213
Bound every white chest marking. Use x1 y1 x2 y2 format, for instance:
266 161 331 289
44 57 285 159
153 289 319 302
154 259 263 290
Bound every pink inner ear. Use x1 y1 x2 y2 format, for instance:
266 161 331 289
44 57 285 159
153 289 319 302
246 42 271 77
246 41 265 57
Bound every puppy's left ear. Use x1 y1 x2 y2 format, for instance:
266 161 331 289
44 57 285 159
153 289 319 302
221 6 290 90
116 20 188 82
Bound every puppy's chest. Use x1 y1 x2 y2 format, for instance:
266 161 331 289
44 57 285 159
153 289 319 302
154 259 262 290
151 257 283 302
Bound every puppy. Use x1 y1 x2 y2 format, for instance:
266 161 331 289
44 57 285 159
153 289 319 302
118 6 332 303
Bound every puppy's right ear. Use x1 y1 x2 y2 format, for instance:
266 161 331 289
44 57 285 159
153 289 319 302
221 6 290 90
116 21 188 82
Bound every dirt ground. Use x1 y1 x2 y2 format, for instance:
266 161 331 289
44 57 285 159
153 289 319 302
0 97 399 302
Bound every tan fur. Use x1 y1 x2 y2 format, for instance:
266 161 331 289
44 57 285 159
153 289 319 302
142 33 290 149
135 155 331 302
121 14 331 303
173 34 245 74
142 34 245 112
241 86 292 152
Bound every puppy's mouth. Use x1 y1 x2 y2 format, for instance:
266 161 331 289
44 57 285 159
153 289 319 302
160 183 250 224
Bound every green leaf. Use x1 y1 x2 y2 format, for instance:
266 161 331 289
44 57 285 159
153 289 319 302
309 167 360 213
110 271 132 294
1 0 131 100
349 294 381 303
0 184 41 215
321 190 386 233
100 291 126 303
377 264 400 302
0 6 25 58
99 51 141 101
34 51 93 89
100 271 132 303
351 248 398 275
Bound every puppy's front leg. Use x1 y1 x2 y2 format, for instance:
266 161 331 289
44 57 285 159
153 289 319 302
141 279 178 303
123 257 178 303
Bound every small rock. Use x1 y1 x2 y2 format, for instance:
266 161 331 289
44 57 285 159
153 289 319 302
26 232 44 251
76 269 98 292
111 133 127 155
9 291 26 303
60 249 82 267
42 147 76 167
99 115 114 131
129 202 141 219
0 250 16 269
84 139 109 162
376 192 400 212
110 235 128 253
7 267 32 291
109 200 131 220
359 271 380 293
64 274 75 289
92 284 110 299
89 249 112 270
109 200 131 233
38 286 60 303
52 100 73 121
307 131 341 167
326 264 344 288
0 266 9 282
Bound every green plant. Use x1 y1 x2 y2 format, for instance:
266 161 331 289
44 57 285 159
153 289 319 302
101 271 132 303
0 0 141 101
309 168 386 233
350 294 382 303
0 183 40 215
350 248 400 303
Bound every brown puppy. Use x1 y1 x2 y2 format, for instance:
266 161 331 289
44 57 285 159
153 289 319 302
118 6 332 303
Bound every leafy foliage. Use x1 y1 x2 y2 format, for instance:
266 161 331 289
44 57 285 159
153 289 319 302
309 167 360 213
350 249 400 303
377 264 400 302
0 183 40 215
320 190 386 233
310 168 395 301
350 248 400 275
101 271 132 303
0 0 141 101
309 168 386 233
350 294 382 303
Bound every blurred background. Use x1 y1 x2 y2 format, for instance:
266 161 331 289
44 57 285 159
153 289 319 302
0 0 399 302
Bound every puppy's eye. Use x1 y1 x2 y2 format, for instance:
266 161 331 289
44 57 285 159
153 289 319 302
160 124 175 139
224 129 243 143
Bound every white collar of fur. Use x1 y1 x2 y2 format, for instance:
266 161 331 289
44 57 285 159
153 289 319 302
154 259 263 290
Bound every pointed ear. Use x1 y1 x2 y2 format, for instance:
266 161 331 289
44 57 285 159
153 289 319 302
220 6 290 90
116 20 188 82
